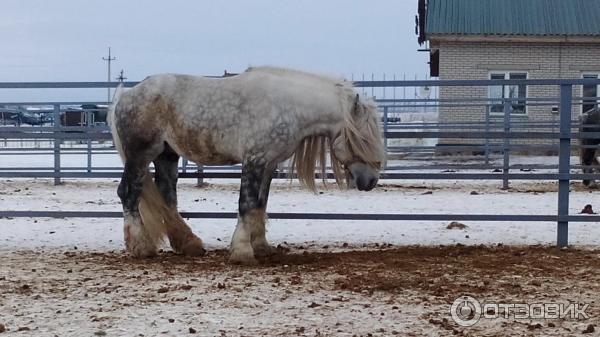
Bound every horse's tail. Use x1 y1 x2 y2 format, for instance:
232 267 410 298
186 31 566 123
108 84 169 247
108 84 125 161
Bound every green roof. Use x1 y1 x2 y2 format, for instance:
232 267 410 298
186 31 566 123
425 0 600 36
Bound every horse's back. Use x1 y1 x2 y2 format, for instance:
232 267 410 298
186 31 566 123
114 73 247 164
112 68 352 165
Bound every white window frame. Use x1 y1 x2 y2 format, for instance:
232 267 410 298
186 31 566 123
488 71 529 116
581 73 600 115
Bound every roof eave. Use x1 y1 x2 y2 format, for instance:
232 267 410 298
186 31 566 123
427 33 600 44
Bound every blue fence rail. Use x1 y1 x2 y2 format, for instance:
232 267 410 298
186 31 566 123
2 78 600 248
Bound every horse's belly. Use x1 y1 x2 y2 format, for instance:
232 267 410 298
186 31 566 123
166 129 240 165
184 149 240 165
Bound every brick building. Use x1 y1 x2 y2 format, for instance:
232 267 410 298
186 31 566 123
417 0 600 150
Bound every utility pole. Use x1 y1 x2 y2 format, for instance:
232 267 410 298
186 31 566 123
102 47 116 103
116 69 127 83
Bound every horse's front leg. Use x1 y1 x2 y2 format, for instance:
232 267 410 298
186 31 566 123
251 168 278 259
229 159 272 264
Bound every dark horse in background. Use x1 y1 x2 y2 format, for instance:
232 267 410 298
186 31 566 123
580 108 600 187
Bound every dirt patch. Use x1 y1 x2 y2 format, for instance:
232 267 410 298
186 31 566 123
1 245 599 336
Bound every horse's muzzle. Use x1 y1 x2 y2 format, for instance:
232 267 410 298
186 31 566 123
356 176 378 191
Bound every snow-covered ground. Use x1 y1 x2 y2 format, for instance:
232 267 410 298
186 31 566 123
1 153 599 336
1 177 599 252
3 151 596 252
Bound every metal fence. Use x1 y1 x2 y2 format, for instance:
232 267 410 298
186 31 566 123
2 79 600 247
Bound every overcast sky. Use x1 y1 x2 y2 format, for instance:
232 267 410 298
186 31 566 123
1 0 428 101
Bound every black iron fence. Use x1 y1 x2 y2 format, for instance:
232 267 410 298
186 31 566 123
2 79 600 247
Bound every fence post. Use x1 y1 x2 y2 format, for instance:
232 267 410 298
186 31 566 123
383 106 389 153
484 107 490 165
182 158 188 173
197 164 204 187
557 84 572 248
86 111 92 173
53 104 61 185
501 99 511 190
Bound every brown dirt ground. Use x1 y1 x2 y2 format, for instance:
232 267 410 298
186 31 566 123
1 244 599 336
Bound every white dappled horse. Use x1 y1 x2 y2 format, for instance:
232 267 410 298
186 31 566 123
108 66 385 264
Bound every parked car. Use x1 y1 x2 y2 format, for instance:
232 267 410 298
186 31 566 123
381 115 402 123
0 110 19 125
0 109 50 125
21 111 50 125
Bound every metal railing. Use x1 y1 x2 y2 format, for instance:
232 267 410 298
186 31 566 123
2 79 600 248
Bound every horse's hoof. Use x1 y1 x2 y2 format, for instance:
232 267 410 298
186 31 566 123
229 249 258 265
169 233 206 256
127 245 158 258
125 237 158 258
179 237 206 257
124 225 158 258
253 244 278 258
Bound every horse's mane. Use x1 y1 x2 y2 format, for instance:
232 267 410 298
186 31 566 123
246 66 384 191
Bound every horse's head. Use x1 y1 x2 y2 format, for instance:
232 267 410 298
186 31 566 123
332 94 385 191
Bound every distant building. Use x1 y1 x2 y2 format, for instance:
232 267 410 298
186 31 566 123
417 0 600 151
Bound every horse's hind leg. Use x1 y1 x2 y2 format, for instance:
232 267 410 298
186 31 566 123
581 148 599 187
589 154 600 188
230 158 273 264
153 146 205 256
118 160 157 257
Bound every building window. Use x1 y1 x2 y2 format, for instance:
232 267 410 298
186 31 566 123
489 72 527 115
582 74 599 114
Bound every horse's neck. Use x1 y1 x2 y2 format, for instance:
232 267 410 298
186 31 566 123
299 94 349 139
240 70 349 138
297 108 345 139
